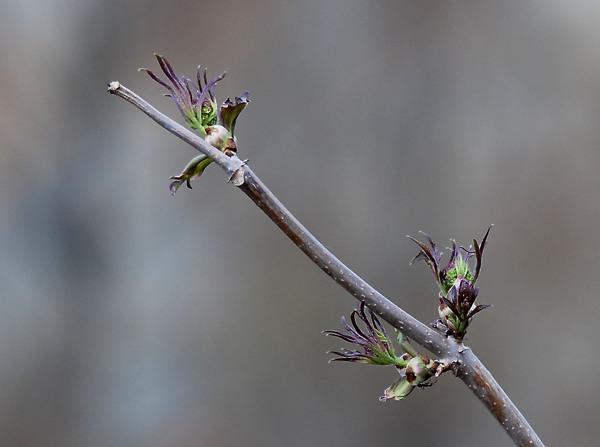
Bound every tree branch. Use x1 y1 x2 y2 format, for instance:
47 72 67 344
108 81 545 447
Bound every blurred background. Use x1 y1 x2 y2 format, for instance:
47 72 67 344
2 1 599 445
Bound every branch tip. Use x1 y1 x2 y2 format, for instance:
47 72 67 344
107 81 121 93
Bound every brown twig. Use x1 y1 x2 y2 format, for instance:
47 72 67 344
108 81 545 447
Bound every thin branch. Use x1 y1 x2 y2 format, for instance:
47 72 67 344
108 81 545 447
455 347 543 446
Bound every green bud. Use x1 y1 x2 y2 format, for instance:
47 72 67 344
204 125 230 150
405 356 430 386
442 254 474 295
380 375 415 401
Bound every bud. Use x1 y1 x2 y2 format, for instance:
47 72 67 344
380 376 415 401
205 125 230 150
405 356 428 385
408 226 493 339
323 302 407 366
140 54 249 192
325 303 440 402
380 356 436 401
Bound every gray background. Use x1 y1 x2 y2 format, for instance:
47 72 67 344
2 1 599 446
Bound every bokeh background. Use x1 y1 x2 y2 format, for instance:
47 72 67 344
2 1 600 446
